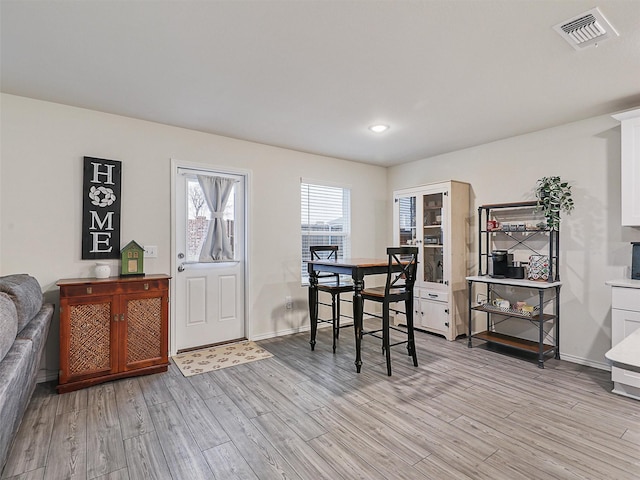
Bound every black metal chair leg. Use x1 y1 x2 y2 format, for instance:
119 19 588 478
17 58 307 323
406 298 418 367
336 294 341 338
383 301 392 376
331 293 337 353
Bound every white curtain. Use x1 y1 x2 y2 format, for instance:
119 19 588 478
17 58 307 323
197 175 235 261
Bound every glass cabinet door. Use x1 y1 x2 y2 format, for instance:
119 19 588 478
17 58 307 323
395 189 447 287
397 195 417 246
422 192 445 284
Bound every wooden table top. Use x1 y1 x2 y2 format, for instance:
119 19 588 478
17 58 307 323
306 257 390 268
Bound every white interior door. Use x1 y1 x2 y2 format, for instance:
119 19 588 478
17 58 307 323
173 163 246 353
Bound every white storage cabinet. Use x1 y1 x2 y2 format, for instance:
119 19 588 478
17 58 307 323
392 180 470 340
612 108 640 226
606 280 640 400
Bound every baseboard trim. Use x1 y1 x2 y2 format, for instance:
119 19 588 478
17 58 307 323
37 369 58 384
251 324 312 341
560 353 610 371
250 318 360 342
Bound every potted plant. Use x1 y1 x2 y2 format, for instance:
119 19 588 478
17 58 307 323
535 176 574 230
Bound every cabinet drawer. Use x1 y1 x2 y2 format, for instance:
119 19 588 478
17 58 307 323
422 290 449 303
61 279 167 298
612 365 640 389
611 286 640 311
60 283 116 297
611 309 640 346
119 279 167 294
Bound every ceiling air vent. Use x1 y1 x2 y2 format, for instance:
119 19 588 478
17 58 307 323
553 7 618 50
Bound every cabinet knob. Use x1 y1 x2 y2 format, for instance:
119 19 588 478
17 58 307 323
144 283 149 290
87 287 93 294
114 314 118 322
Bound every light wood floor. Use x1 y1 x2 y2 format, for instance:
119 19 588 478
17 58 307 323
2 322 640 480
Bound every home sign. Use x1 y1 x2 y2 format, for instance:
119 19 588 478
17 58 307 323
81 156 122 259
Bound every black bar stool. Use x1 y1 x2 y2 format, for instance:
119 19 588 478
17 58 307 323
310 246 354 352
361 246 419 375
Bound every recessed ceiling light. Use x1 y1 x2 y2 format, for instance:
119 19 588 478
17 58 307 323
369 124 389 133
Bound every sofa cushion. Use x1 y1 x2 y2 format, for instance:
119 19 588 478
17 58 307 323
0 293 18 363
0 340 33 470
17 304 54 357
0 275 43 333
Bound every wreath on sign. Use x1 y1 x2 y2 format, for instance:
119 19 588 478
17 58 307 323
89 186 116 207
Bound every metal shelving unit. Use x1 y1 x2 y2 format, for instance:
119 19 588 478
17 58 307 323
467 201 561 368
477 201 559 280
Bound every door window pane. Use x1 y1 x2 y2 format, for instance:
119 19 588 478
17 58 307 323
186 178 235 262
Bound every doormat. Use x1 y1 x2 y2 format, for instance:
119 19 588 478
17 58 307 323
172 341 273 377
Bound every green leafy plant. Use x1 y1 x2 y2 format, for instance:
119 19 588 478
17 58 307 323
535 176 574 231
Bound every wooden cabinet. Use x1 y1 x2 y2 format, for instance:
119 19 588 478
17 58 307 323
612 108 640 226
57 274 170 393
393 180 470 340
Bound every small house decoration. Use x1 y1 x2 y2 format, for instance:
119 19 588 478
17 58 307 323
120 241 145 276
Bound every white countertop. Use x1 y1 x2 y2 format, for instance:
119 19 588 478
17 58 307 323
606 328 640 373
605 278 640 289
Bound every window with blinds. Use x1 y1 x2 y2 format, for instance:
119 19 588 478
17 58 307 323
301 181 351 284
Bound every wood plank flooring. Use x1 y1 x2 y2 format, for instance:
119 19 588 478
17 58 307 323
2 322 640 480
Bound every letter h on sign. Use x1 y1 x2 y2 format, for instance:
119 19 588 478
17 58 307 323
82 157 122 259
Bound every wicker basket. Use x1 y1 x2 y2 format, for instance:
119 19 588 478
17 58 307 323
481 303 540 317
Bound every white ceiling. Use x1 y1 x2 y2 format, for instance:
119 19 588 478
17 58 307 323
2 1 640 167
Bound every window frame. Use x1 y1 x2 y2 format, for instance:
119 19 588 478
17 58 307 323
300 180 352 285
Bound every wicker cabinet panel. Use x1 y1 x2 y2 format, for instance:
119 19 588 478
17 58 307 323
124 296 164 368
57 275 170 393
68 300 114 376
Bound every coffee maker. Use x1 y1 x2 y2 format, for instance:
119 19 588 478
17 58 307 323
632 242 640 280
490 250 513 278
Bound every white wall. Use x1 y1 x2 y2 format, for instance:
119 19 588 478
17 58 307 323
0 94 388 377
388 113 640 369
4 92 634 374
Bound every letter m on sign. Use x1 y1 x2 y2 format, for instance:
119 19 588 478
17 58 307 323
82 157 122 259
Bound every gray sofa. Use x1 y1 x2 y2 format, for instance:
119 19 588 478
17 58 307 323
0 274 53 470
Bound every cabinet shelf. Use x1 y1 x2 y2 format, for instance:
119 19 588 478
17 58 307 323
472 331 556 355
